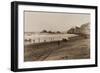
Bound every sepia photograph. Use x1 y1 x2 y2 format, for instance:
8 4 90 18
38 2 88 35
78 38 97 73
11 1 97 71
24 11 90 62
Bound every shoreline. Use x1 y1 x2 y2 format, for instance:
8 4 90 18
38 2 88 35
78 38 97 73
24 35 84 47
24 35 90 61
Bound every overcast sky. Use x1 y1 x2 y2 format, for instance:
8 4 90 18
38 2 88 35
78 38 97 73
24 11 90 32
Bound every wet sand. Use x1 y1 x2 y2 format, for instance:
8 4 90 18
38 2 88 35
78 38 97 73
24 36 90 61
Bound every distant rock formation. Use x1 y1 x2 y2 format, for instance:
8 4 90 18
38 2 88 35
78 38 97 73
80 23 90 35
67 23 90 37
40 30 61 34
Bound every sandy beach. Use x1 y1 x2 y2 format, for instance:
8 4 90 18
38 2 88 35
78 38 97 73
24 36 90 61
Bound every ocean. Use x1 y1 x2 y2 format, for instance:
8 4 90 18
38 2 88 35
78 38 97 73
24 33 77 45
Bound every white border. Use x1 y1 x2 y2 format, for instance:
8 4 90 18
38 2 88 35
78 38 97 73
18 5 96 69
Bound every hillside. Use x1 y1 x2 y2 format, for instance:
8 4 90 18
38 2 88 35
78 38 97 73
67 23 90 37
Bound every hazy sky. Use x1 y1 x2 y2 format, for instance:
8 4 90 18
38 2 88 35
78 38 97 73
24 11 90 32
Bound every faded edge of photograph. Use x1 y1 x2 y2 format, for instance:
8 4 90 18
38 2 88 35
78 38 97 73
24 11 90 62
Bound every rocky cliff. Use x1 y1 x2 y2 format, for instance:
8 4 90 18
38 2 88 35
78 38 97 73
67 23 90 37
